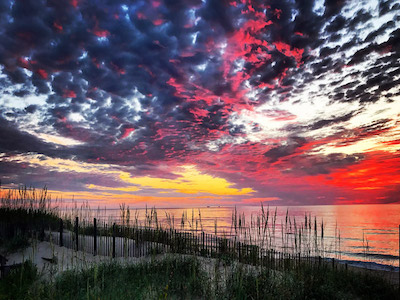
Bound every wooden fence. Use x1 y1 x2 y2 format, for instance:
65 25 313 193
44 217 343 271
1 217 399 277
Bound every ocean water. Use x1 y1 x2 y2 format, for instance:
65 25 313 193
70 204 400 270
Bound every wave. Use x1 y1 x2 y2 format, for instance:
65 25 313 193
347 252 399 261
335 258 399 272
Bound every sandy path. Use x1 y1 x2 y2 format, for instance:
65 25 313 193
2 234 399 287
4 240 143 279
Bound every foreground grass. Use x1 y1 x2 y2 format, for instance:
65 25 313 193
0 256 397 300
225 263 398 300
1 256 212 300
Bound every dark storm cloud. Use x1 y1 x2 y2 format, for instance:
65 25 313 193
319 46 339 57
364 20 396 43
0 116 59 155
0 113 105 162
0 0 399 181
199 0 234 32
309 112 355 131
264 137 307 163
293 0 323 47
0 158 126 192
325 15 346 33
324 0 346 18
348 9 372 29
290 152 365 176
378 0 400 16
285 1 400 107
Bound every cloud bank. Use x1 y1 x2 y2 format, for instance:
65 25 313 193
0 0 400 206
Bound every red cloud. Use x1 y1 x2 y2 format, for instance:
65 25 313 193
121 128 135 139
37 69 48 79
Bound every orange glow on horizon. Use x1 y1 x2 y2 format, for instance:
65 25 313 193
121 165 255 196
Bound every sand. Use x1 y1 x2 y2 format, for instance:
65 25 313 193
5 240 137 278
2 234 399 287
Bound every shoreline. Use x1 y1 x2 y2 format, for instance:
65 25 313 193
336 257 399 272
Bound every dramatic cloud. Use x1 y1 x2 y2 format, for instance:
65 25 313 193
0 0 399 207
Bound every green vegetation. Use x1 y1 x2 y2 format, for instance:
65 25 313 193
0 186 61 253
51 257 210 300
0 255 397 300
0 261 38 300
0 186 60 230
0 234 30 254
225 262 398 300
0 256 211 300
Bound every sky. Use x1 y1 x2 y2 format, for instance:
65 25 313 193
0 0 400 207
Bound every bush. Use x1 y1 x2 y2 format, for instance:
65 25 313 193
0 234 30 254
0 261 39 300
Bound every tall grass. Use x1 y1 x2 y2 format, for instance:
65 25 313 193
0 186 385 272
0 184 55 212
1 255 397 300
0 185 398 299
0 185 61 251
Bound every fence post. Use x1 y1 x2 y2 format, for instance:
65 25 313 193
59 218 63 247
112 223 116 258
94 218 97 256
75 217 79 251
202 232 205 254
40 221 45 241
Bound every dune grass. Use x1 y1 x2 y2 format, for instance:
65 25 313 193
224 261 398 300
0 255 397 300
0 186 398 299
0 261 38 300
0 256 212 300
0 186 61 253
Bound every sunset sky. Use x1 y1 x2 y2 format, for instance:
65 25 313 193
0 0 400 207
